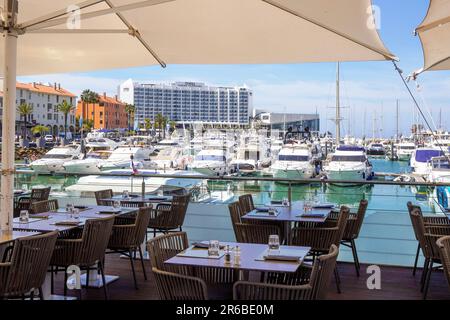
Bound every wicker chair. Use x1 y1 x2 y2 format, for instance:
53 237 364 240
229 201 285 243
50 216 115 299
30 199 59 214
153 267 208 300
94 189 114 206
327 199 368 276
0 231 58 300
410 208 450 299
234 223 281 244
234 244 339 300
238 194 255 213
436 236 450 294
147 232 236 286
15 187 51 217
107 206 152 289
148 194 190 237
407 201 450 276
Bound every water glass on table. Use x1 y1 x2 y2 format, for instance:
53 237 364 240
113 200 121 210
66 203 74 214
208 240 220 257
268 234 280 255
122 190 129 199
72 208 80 220
19 210 29 223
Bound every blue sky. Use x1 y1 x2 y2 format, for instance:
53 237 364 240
19 0 449 138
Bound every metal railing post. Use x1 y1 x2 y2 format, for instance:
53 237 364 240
288 182 292 206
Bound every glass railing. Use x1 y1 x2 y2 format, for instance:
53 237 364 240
12 169 450 268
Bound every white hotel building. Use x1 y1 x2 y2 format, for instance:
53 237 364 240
119 79 252 127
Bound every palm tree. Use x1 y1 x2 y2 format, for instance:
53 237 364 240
17 103 34 143
169 120 177 133
31 125 50 148
144 118 152 133
80 89 99 134
82 119 94 133
56 100 75 142
125 104 136 134
154 113 164 139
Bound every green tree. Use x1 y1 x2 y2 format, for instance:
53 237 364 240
80 89 99 133
17 103 34 141
125 104 136 134
144 118 152 132
82 119 94 133
31 125 49 136
56 100 75 141
154 113 164 139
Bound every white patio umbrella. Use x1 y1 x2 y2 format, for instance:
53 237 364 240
0 0 395 231
414 0 450 75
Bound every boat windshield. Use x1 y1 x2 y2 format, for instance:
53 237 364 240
42 154 73 160
398 146 415 150
432 160 450 170
331 155 366 162
278 155 310 162
195 155 225 162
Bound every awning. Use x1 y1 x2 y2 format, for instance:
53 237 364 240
414 0 450 74
2 0 396 76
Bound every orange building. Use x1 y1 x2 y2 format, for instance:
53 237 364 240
76 93 128 130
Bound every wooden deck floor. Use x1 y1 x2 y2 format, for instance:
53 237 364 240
50 254 450 300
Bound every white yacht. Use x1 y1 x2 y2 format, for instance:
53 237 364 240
323 145 373 185
65 169 203 196
427 156 450 183
271 144 316 181
395 142 416 161
62 137 119 174
31 144 82 174
410 148 445 176
149 146 192 171
97 146 154 171
231 134 271 175
190 149 230 176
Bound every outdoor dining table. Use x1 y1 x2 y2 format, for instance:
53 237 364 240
101 195 173 207
12 205 139 299
241 201 333 245
0 230 40 245
165 242 311 275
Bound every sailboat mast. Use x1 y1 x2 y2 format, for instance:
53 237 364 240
396 99 399 141
335 62 341 145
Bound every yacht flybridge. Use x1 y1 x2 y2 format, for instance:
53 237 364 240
271 144 316 181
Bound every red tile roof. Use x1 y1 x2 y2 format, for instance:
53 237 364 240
0 82 76 97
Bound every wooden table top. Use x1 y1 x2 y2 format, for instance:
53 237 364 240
12 205 138 233
242 202 331 223
0 230 41 245
165 242 311 273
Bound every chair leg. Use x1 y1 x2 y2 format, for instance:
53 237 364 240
420 258 429 292
50 266 54 295
423 261 433 300
98 260 109 300
334 267 341 294
63 268 68 296
350 239 360 277
86 268 90 288
38 287 44 300
138 246 147 281
413 243 420 276
129 249 138 290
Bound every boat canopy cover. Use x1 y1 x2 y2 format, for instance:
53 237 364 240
414 0 450 74
337 146 365 152
415 149 445 163
3 0 395 76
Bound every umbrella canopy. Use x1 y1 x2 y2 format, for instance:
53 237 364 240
2 0 395 76
0 0 395 231
415 0 450 74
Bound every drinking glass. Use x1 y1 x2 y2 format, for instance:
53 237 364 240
282 197 289 206
268 235 280 255
66 203 74 214
21 184 28 191
113 200 121 210
208 240 220 257
19 210 29 223
72 208 80 220
157 189 164 197
123 190 129 199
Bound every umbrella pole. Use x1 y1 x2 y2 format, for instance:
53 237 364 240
1 0 18 232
